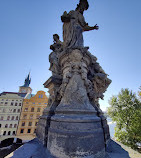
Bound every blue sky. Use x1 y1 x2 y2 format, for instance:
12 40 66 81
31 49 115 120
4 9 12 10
0 0 141 111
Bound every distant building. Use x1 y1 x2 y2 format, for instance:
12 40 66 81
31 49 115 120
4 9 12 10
0 92 26 142
0 73 32 142
16 91 48 142
19 73 32 94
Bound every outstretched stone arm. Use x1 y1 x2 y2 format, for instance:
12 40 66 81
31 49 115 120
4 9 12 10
78 13 99 31
83 24 99 31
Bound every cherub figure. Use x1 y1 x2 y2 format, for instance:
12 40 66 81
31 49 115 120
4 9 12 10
49 34 63 76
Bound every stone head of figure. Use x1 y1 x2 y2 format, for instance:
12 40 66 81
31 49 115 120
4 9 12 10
53 34 59 42
76 0 89 14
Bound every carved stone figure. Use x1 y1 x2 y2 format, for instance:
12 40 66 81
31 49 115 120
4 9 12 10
35 1 129 158
61 0 99 48
87 54 112 101
13 1 130 157
49 34 63 76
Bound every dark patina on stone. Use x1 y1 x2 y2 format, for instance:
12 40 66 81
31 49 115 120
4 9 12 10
13 1 130 158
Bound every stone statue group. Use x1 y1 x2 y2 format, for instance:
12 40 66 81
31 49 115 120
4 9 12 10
49 0 111 109
13 1 130 158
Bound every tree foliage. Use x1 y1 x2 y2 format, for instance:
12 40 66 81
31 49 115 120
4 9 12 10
107 88 141 152
138 86 141 99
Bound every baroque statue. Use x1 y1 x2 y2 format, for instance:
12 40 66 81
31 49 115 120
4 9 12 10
35 1 129 158
12 1 130 158
61 0 99 48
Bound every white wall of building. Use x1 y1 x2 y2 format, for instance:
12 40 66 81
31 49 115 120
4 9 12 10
0 93 23 141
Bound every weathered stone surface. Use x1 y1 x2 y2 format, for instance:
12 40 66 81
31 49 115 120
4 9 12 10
47 115 106 158
11 139 130 158
49 34 63 77
45 48 107 157
34 0 129 158
61 0 99 48
106 140 130 158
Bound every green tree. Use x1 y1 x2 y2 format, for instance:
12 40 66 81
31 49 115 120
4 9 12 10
108 88 141 152
138 86 141 99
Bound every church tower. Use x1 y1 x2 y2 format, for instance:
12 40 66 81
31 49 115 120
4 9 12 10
19 73 32 94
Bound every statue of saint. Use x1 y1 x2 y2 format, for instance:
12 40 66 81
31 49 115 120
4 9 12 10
49 34 63 76
61 0 99 48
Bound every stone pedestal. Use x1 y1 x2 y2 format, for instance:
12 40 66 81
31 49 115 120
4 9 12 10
36 76 62 145
11 138 130 158
35 48 114 158
96 107 111 145
47 112 106 158
45 49 106 158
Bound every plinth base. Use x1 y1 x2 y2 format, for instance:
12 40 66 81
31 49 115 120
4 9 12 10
47 111 105 158
10 139 130 158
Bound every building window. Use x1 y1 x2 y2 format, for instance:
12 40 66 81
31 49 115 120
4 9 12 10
14 124 17 128
24 108 28 112
28 122 32 126
8 131 11 135
13 131 15 135
39 95 43 98
37 108 40 112
20 129 24 133
3 131 6 135
9 109 12 113
0 124 1 128
30 115 33 119
6 99 8 101
5 124 8 128
22 122 25 126
19 103 21 106
1 102 3 104
13 109 16 113
9 124 12 128
7 116 10 120
36 115 40 119
34 129 36 133
0 116 4 120
11 102 13 106
16 116 18 120
18 109 20 113
3 109 6 113
31 108 34 112
15 103 17 106
5 102 8 105
23 114 27 119
27 129 31 133
35 122 38 126
11 116 14 120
